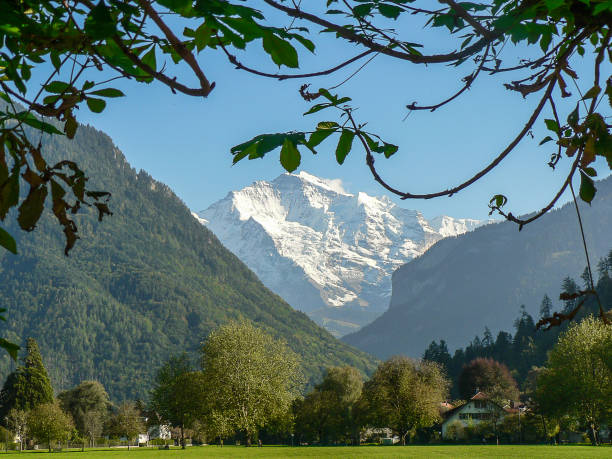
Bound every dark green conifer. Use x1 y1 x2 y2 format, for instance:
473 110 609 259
0 338 53 420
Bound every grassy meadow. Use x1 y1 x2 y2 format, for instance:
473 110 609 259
0 445 610 458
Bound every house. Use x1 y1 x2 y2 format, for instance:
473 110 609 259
148 424 172 441
441 391 508 439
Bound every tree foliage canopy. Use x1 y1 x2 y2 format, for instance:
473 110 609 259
150 354 207 447
294 366 363 444
0 338 53 419
536 316 612 443
359 356 449 445
201 320 303 444
27 401 74 451
58 380 110 440
458 357 519 402
0 0 610 359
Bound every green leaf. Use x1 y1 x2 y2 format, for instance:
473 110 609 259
16 112 63 135
45 81 71 94
50 50 61 71
539 136 554 145
489 194 507 208
567 104 579 128
579 170 596 203
382 143 399 158
581 86 601 100
544 119 559 134
335 129 355 165
262 32 299 68
317 121 339 130
0 227 17 254
378 4 402 19
142 46 157 70
292 35 316 53
89 88 125 98
545 0 564 10
353 3 374 17
280 138 301 172
85 0 117 40
0 338 20 361
303 103 332 115
307 129 335 149
86 98 107 113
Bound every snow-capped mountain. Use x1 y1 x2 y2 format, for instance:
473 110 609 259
196 172 485 336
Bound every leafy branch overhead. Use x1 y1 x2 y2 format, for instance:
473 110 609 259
0 0 611 358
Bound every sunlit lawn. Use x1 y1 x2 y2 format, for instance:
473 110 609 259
0 445 610 458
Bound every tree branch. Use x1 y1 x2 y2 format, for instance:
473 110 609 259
262 0 501 64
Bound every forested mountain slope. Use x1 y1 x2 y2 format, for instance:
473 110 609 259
343 175 612 358
0 126 375 400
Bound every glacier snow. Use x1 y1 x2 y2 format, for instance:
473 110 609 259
197 172 484 336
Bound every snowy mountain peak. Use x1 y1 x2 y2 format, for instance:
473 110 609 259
197 172 487 336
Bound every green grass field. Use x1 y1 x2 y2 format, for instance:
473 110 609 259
0 445 610 458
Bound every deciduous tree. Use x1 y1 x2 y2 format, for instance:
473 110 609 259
458 357 519 402
58 380 110 446
536 316 612 445
359 356 449 445
150 354 206 448
201 321 303 446
295 366 363 445
27 402 74 452
107 401 144 450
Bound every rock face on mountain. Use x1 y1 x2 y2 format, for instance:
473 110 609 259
0 128 376 400
198 172 484 336
343 175 612 358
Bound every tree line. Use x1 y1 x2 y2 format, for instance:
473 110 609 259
424 248 612 395
0 299 609 448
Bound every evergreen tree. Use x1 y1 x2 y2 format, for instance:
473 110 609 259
580 266 592 290
0 338 53 419
422 340 452 374
560 277 579 313
539 295 553 320
597 257 610 281
15 339 54 411
482 327 494 352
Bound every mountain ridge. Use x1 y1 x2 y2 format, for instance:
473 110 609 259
342 174 612 358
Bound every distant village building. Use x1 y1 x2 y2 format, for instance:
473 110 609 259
441 391 509 439
148 424 171 441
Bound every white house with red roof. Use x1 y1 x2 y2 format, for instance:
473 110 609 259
441 391 511 439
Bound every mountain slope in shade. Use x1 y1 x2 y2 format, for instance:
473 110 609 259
342 175 612 358
198 172 485 336
0 127 376 400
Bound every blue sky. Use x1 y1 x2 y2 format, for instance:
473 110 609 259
70 6 609 221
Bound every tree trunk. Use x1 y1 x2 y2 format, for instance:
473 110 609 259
48 434 51 452
540 414 548 441
181 425 185 449
401 431 407 446
127 438 130 451
589 424 598 446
